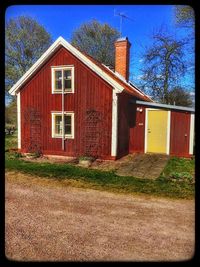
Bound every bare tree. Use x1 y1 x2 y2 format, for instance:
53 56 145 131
139 28 187 103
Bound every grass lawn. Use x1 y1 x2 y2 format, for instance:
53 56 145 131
5 134 195 199
5 132 18 151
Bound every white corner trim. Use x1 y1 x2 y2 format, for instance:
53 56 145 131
9 36 124 95
189 114 194 155
17 92 21 149
144 109 148 153
111 91 118 157
166 111 171 155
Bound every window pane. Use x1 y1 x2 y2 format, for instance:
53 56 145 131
65 115 71 135
65 125 71 135
64 70 71 79
55 70 62 79
55 80 62 90
55 115 62 134
55 125 61 134
55 70 62 90
64 80 71 89
65 115 71 125
55 115 62 124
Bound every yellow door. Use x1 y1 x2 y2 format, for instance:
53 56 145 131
147 110 168 154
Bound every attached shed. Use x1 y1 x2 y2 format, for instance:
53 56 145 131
129 100 195 158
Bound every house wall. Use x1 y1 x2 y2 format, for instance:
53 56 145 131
20 46 113 159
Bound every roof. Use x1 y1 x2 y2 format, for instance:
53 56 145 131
134 100 195 113
8 36 152 102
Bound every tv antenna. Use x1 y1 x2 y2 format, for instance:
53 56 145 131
114 9 134 37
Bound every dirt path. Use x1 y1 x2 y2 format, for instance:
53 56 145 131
5 171 195 261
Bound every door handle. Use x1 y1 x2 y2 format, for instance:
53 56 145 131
148 129 151 133
184 134 187 137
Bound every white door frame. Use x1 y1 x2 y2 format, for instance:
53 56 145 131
145 108 171 155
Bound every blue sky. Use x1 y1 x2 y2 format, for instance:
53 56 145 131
5 5 194 93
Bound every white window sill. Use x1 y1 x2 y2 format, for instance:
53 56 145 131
52 90 74 94
52 135 74 139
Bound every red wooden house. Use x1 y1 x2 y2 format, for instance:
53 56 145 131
9 36 195 159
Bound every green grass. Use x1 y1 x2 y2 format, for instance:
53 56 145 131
5 132 18 151
5 135 195 199
161 157 195 177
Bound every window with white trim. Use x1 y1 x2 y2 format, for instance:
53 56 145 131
51 66 74 93
52 112 74 138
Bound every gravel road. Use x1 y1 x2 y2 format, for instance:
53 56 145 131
5 171 195 261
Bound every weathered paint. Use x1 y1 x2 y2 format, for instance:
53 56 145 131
20 46 113 158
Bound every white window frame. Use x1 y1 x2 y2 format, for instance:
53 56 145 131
51 112 75 139
51 65 75 94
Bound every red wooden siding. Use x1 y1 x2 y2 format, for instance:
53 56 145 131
20 46 113 158
170 111 191 157
117 92 134 158
129 104 146 153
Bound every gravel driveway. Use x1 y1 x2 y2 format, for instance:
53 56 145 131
5 171 195 261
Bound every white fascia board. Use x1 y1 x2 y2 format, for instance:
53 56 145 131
135 100 195 112
9 36 124 95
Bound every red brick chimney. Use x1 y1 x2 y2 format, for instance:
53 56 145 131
115 37 131 81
